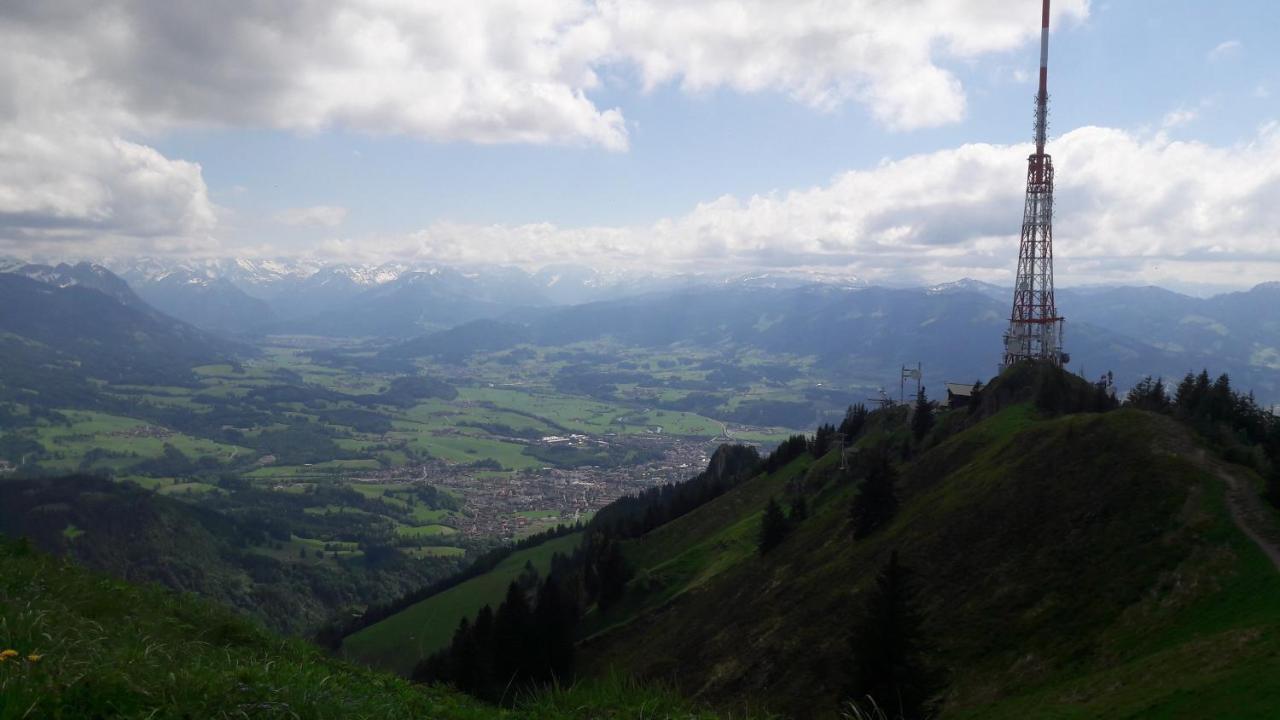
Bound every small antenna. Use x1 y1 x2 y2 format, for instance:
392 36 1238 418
1035 0 1051 156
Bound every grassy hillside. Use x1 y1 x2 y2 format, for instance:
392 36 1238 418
0 538 724 719
0 272 236 390
577 404 1280 718
343 532 584 675
0 475 457 635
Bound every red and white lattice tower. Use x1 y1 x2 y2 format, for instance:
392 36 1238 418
1001 0 1067 370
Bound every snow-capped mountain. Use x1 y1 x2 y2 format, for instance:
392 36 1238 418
108 258 424 331
10 262 144 308
926 278 1008 301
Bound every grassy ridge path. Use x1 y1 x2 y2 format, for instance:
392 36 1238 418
1216 462 1280 573
1190 440 1280 572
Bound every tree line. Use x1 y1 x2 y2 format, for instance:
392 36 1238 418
1127 369 1280 507
413 568 577 703
317 522 581 649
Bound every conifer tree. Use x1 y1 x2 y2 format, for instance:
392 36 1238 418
968 379 985 415
447 616 478 693
493 582 534 691
1125 376 1169 412
911 387 934 442
789 494 809 523
533 574 576 684
596 539 630 611
1267 464 1280 511
845 551 942 720
840 404 870 441
850 452 898 539
811 423 838 458
758 496 790 555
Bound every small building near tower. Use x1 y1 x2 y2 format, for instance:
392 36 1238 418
944 382 977 410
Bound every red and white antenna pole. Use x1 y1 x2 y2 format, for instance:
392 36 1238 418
1000 0 1066 371
1035 0 1050 156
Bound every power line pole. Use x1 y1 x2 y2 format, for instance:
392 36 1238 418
901 363 922 405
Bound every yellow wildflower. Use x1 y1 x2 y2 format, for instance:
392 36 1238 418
26 654 41 663
0 650 19 660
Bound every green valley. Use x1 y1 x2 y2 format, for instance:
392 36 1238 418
349 363 1280 718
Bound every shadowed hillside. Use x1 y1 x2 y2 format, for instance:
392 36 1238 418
0 538 728 719
0 475 454 635
570 368 1280 718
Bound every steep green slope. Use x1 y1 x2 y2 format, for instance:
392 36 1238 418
0 272 236 389
343 532 583 675
0 475 452 635
579 406 1280 718
0 537 486 719
0 539 721 719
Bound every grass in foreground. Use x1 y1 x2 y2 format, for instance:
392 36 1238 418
0 538 724 720
0 538 487 720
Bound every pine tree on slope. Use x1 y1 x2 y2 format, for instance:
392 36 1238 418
758 496 790 555
850 452 899 540
845 551 942 720
911 387 934 442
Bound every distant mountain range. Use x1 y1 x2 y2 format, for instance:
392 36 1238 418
2 257 1278 403
0 267 237 408
98 257 867 337
377 282 1280 402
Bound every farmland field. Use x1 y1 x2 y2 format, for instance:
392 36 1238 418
341 532 584 675
0 337 835 569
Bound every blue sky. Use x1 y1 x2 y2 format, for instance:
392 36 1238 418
2 1 1278 289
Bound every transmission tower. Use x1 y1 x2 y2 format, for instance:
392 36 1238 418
1002 0 1068 371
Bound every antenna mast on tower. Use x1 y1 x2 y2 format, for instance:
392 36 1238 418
1001 0 1067 370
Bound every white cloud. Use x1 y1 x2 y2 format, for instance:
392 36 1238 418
598 0 1089 130
0 0 1091 253
1208 40 1242 62
273 206 349 228
0 124 215 251
0 0 1089 146
314 124 1280 289
1161 109 1197 129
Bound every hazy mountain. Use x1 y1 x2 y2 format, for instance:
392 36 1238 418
927 277 1009 302
281 267 534 337
1060 284 1280 382
114 267 276 337
22 257 1280 401
0 272 237 389
13 261 146 309
108 258 547 335
104 257 873 337
114 258 326 331
383 282 1280 402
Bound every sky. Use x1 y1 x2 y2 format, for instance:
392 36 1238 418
1 0 1278 291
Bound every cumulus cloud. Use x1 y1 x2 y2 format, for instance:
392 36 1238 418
273 206 349 228
0 124 216 257
599 0 1089 129
314 124 1280 288
1 0 1088 146
0 7 219 254
0 0 1090 253
0 1 626 151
